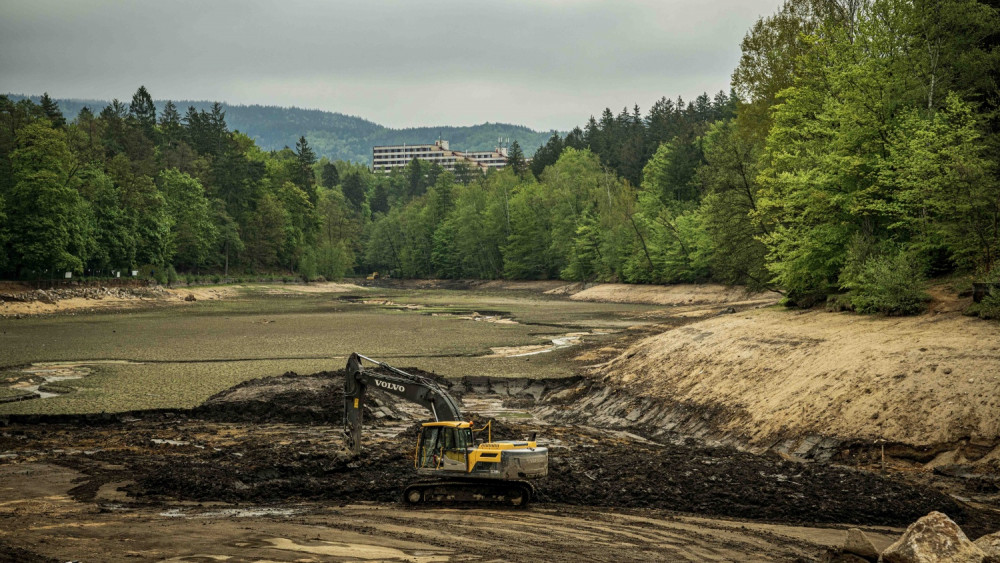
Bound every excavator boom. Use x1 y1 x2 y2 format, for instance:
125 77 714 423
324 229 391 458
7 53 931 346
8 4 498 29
344 352 462 455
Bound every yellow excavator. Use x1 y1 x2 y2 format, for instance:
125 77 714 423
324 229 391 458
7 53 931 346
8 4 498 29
343 353 548 506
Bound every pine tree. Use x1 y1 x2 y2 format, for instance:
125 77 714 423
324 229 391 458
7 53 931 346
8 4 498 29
321 161 340 188
342 172 366 211
129 86 156 136
505 140 527 177
39 93 65 129
294 136 317 202
159 101 182 144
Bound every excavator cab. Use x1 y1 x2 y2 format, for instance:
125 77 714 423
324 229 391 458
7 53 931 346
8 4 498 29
416 422 473 472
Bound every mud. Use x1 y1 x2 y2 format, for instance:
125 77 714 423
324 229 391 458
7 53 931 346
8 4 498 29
1 371 996 542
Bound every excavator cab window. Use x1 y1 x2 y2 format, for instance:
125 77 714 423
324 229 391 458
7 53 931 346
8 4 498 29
417 427 441 468
416 426 473 471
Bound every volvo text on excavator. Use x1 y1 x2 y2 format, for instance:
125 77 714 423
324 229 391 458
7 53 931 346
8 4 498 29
343 353 548 506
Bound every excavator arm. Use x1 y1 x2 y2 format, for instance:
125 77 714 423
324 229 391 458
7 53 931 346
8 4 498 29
343 352 463 455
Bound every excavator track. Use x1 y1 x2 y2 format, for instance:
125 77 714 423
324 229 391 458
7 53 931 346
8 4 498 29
402 480 535 508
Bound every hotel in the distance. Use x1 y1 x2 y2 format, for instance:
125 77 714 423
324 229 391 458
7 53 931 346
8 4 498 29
372 139 508 173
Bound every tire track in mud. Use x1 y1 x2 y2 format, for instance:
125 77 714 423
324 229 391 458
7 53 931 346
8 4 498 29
307 505 830 561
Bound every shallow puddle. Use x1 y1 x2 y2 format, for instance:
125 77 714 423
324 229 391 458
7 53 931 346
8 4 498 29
159 507 301 518
489 330 612 357
6 360 144 400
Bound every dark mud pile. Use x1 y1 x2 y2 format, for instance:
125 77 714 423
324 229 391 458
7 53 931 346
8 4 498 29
193 370 351 424
115 423 982 531
540 435 966 527
0 540 57 563
193 368 451 424
5 371 998 537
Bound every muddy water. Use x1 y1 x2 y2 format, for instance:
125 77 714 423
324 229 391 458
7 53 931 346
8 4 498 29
489 330 614 357
7 360 143 400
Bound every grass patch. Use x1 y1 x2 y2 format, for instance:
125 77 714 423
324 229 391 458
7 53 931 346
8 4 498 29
0 387 33 401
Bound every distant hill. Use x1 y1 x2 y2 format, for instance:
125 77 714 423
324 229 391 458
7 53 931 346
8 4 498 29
6 95 558 164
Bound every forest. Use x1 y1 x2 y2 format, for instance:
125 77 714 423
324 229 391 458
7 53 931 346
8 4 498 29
1 0 999 317
4 96 556 165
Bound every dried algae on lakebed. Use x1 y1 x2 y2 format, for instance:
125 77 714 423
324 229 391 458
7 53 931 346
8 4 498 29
0 286 673 415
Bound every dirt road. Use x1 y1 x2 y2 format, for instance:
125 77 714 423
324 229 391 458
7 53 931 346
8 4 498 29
0 462 904 562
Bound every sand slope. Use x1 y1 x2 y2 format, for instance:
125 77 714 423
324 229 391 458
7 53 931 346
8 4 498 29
560 283 780 307
600 308 1000 447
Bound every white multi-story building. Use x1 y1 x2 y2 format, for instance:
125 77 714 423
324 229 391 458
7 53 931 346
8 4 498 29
372 139 509 173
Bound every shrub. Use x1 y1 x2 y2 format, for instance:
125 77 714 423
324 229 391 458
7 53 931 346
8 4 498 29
843 251 928 315
298 249 318 283
967 292 1000 320
166 265 179 286
825 294 854 312
966 266 1000 320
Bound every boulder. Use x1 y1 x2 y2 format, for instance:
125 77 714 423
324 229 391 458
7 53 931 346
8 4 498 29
843 528 879 561
881 512 986 563
974 532 1000 563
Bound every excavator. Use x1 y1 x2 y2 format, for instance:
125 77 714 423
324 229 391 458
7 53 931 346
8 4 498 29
343 353 548 506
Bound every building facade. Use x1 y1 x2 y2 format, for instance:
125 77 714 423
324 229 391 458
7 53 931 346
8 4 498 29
372 139 509 173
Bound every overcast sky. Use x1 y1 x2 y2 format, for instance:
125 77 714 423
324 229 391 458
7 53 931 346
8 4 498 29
0 0 785 131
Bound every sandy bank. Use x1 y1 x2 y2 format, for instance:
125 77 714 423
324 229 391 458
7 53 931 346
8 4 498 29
600 307 1000 448
0 282 364 317
555 282 780 307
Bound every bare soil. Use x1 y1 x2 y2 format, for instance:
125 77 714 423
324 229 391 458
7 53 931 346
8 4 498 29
0 281 361 317
559 283 781 307
2 281 999 560
595 307 1000 451
1 371 998 561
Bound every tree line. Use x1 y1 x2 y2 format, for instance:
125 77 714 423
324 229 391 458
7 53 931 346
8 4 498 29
2 0 999 317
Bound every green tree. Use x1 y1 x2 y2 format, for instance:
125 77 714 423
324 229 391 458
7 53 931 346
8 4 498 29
6 122 90 276
880 93 1000 273
244 193 287 271
697 119 770 288
294 136 317 203
79 167 134 273
405 157 427 198
159 101 183 145
129 85 156 137
212 200 243 277
529 133 564 178
107 154 172 268
159 169 218 270
321 161 340 189
505 140 528 177
39 93 66 129
342 171 366 211
642 140 703 204
504 182 555 278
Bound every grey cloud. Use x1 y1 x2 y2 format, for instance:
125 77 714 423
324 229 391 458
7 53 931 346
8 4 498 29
1 0 785 130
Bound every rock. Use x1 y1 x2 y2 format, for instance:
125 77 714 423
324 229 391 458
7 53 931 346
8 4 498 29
185 294 197 302
881 511 986 563
975 532 1000 563
842 528 879 561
